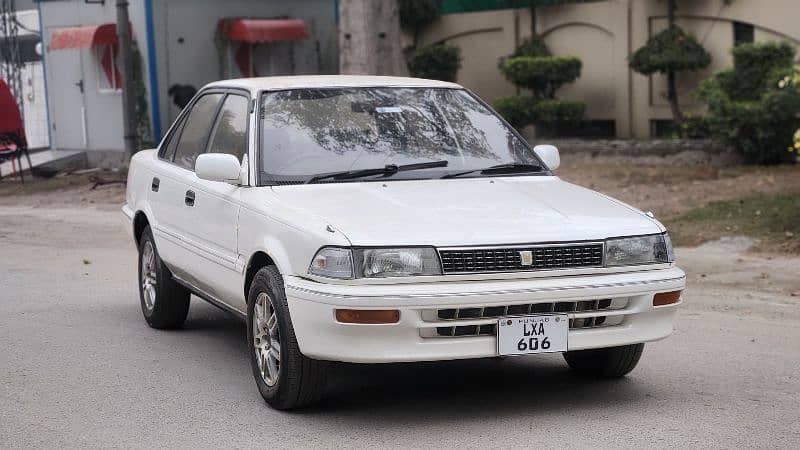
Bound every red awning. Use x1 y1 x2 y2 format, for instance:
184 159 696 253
48 23 119 51
217 19 309 43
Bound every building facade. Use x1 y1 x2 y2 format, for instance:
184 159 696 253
39 0 337 166
423 0 800 138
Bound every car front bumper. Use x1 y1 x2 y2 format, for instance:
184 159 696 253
284 267 686 363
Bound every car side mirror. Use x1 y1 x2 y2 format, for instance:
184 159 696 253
533 144 560 171
195 153 242 184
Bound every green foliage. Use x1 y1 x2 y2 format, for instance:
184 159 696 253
629 26 711 75
510 35 550 58
493 96 584 129
399 0 442 31
406 43 462 82
493 96 532 128
530 99 585 125
679 113 711 139
500 55 582 97
724 41 795 101
698 43 800 165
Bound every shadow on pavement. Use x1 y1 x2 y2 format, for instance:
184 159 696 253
178 299 651 420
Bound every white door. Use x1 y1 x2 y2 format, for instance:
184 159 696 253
184 93 250 308
44 38 86 149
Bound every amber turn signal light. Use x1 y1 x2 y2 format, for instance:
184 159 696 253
335 309 400 324
653 290 682 306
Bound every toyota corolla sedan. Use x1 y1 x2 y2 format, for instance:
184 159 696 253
123 75 685 410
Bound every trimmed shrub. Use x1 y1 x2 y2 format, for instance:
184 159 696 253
725 41 795 101
698 42 800 165
500 56 582 98
629 27 710 75
531 99 585 125
406 43 462 82
679 113 711 139
510 35 551 58
493 96 533 128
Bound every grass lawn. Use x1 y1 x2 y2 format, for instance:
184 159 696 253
666 192 800 253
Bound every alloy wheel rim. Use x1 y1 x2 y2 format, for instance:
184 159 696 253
253 292 281 387
141 241 157 312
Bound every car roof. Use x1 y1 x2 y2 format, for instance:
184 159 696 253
204 75 463 92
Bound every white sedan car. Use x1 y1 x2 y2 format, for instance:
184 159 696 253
123 76 685 409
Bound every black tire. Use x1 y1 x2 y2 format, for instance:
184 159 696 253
563 343 645 378
137 226 190 329
246 266 327 410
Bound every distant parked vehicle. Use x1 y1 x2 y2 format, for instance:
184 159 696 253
123 76 685 410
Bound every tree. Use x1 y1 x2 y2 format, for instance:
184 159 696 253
698 41 800 165
629 0 711 134
494 36 585 133
399 0 462 81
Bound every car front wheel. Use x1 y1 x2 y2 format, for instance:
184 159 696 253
563 343 644 377
247 266 327 410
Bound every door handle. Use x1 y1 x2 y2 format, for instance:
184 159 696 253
185 190 195 207
151 177 160 192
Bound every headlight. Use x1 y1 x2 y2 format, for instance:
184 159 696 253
308 247 442 279
355 247 442 278
605 233 674 266
308 247 354 279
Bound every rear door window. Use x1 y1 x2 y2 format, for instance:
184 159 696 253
173 93 223 171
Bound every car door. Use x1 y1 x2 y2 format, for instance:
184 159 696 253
185 92 251 308
151 92 224 289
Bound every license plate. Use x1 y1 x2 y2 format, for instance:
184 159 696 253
497 314 569 356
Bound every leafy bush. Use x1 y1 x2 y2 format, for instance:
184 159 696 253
500 56 582 97
493 96 533 128
510 35 551 58
679 113 711 139
406 43 462 82
724 41 795 101
698 42 800 165
399 0 442 30
629 27 710 75
530 99 585 125
492 96 585 130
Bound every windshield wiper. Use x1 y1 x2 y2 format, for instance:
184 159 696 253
305 160 449 184
441 163 543 179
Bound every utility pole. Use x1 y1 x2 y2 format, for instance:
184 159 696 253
338 0 404 76
116 0 137 157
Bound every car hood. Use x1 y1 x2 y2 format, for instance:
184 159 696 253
269 176 663 246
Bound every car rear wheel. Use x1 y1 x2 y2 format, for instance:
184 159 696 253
247 266 327 410
137 226 190 329
563 343 644 378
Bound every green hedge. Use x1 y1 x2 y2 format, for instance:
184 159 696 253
406 43 462 82
493 96 585 129
629 26 710 75
500 56 582 95
698 42 800 165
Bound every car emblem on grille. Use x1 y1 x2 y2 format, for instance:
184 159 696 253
519 250 533 266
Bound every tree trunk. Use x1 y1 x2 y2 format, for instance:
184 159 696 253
667 69 683 132
116 0 137 157
667 0 677 28
339 0 405 76
666 0 683 135
530 5 537 35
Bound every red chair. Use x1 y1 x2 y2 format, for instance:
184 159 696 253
0 79 33 183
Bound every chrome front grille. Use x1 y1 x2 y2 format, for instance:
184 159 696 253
430 315 624 338
419 298 628 339
438 243 604 274
435 299 617 321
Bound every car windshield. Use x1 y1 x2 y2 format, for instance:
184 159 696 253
258 87 543 185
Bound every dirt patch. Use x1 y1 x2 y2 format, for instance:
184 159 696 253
0 170 126 211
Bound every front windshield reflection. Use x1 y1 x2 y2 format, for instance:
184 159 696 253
259 87 536 184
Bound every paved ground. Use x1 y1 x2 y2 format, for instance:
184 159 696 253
1 203 798 449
